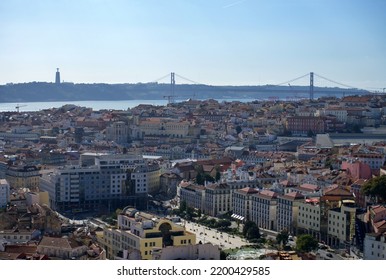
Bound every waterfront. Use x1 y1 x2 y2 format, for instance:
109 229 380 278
0 92 337 112
0 99 257 112
0 99 169 112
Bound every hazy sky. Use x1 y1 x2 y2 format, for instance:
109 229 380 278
1 0 385 90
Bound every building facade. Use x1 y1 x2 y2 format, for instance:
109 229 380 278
106 121 129 144
40 154 158 212
276 191 304 235
103 208 195 260
297 198 321 240
6 165 40 191
251 190 278 231
0 179 10 208
232 187 259 222
364 233 386 260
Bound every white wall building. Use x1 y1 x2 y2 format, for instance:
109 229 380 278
297 199 321 239
327 202 356 248
40 154 159 211
0 179 10 209
251 190 278 231
364 233 386 260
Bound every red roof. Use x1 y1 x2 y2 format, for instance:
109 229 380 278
238 187 259 195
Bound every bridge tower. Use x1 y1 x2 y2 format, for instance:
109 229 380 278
309 72 314 100
170 72 175 103
55 68 61 84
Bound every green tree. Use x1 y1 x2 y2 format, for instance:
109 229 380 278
361 175 386 202
295 234 318 253
242 221 256 236
204 173 215 183
217 219 232 230
220 250 228 260
242 221 260 241
215 170 221 182
196 172 204 185
186 206 195 220
246 226 261 242
276 229 289 248
180 200 187 213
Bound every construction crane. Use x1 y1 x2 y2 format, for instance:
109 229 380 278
15 104 27 113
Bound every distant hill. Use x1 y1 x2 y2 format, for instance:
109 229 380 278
0 82 368 102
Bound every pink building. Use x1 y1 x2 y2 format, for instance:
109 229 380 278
342 161 372 180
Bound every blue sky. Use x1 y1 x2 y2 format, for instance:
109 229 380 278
1 0 385 90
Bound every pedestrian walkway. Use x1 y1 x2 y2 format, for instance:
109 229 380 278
183 220 249 250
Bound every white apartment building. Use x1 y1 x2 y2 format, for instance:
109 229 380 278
179 184 205 211
348 153 385 170
203 180 249 217
40 154 159 211
132 163 161 194
364 233 386 260
0 229 40 244
232 187 259 222
327 201 357 248
0 179 10 208
251 190 278 231
297 198 321 239
276 192 304 235
319 107 348 123
204 183 232 217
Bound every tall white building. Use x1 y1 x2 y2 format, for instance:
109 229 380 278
179 184 205 211
276 191 304 235
251 190 278 231
327 201 357 248
0 179 10 208
40 154 159 212
297 198 321 240
232 187 259 222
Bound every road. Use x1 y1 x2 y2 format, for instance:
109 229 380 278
183 220 249 250
316 249 345 260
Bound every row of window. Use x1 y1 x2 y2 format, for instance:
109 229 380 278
145 241 156 247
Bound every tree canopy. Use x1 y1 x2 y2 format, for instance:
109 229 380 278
276 229 289 247
295 234 318 253
361 175 386 202
242 221 260 241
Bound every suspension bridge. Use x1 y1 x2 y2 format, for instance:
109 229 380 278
151 72 382 104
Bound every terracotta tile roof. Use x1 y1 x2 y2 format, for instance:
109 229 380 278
374 220 386 232
371 205 386 214
206 183 229 190
38 236 84 249
283 191 304 200
5 244 37 254
0 252 23 260
299 183 319 192
237 187 259 195
257 189 278 199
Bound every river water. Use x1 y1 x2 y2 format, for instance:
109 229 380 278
0 99 262 112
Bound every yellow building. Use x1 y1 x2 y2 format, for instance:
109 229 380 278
6 165 40 191
139 118 190 138
103 207 195 260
